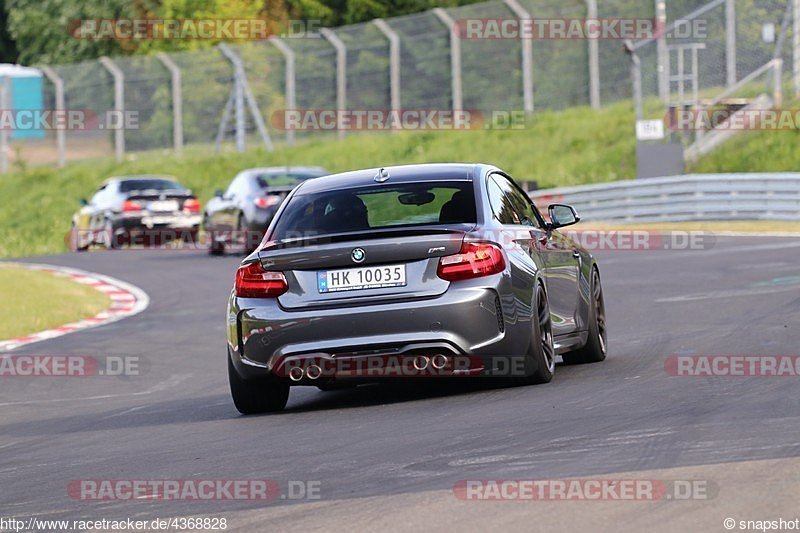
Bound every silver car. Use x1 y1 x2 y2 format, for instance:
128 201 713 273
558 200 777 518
226 163 606 413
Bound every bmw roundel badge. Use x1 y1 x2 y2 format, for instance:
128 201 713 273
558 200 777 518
351 248 366 263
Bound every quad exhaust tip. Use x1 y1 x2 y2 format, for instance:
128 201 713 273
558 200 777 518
288 366 304 382
306 364 323 380
431 354 449 370
412 355 430 371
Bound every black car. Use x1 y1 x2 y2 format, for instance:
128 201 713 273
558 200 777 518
70 175 202 250
203 166 329 254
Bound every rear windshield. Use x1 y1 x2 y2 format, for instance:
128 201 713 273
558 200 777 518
119 179 186 193
256 172 324 189
271 181 476 241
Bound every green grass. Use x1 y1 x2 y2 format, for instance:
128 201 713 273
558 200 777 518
0 265 111 339
688 95 800 174
689 127 800 174
0 101 637 258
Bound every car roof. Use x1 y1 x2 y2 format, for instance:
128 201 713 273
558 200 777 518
103 175 179 185
294 163 491 195
240 166 329 176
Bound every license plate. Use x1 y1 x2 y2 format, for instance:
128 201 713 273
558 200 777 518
147 200 178 212
318 265 406 293
141 216 176 227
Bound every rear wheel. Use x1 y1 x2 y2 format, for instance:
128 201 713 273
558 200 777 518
228 356 289 414
236 215 259 254
523 283 555 384
206 218 225 256
102 219 121 249
563 267 607 365
69 224 89 252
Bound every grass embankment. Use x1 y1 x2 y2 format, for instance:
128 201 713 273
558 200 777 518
0 265 111 340
0 102 637 258
4 93 796 259
686 93 800 173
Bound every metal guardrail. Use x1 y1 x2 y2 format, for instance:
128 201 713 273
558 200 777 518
529 173 800 222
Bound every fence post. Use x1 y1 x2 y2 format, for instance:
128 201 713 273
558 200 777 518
218 44 245 152
0 76 8 173
99 56 125 163
585 0 600 109
218 43 274 152
269 37 296 146
794 0 800 98
656 0 668 102
726 0 737 87
41 66 66 168
373 19 401 119
773 58 784 109
155 53 183 156
504 0 535 113
626 41 644 121
433 8 463 113
320 28 347 140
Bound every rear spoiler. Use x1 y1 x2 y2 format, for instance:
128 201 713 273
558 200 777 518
260 225 475 252
261 186 297 194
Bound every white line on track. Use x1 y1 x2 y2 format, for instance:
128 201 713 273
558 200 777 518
0 373 190 408
656 284 799 302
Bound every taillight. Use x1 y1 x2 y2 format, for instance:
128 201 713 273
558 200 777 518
234 261 288 298
122 200 142 212
437 242 506 282
183 198 200 212
254 196 280 208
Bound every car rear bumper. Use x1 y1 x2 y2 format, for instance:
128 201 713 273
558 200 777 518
227 280 528 382
114 213 202 232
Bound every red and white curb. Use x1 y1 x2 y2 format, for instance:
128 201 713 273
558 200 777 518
0 262 149 352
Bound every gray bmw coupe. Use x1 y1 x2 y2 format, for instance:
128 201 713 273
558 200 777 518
226 163 606 413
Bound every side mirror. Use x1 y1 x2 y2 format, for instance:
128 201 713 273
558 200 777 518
214 189 224 198
548 204 580 229
79 198 88 206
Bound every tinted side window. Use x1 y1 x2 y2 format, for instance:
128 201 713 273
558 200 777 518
491 174 539 227
486 177 519 224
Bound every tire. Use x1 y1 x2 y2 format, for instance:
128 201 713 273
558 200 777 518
102 219 121 249
236 215 257 254
563 267 607 365
228 355 289 414
522 282 555 384
69 224 89 252
206 218 225 256
182 227 199 245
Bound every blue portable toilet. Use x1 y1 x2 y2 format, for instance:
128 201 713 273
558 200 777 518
0 64 45 140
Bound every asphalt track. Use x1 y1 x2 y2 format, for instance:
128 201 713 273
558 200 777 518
2 236 800 532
